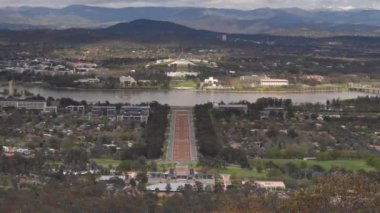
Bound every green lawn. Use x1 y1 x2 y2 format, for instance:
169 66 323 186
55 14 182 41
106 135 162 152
90 158 121 168
169 80 196 89
217 167 268 179
251 159 374 171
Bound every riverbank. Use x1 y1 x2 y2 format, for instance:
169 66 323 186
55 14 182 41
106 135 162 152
204 83 349 93
1 81 351 94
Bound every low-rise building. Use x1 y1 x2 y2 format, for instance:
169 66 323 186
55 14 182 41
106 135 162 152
304 74 325 82
214 104 248 114
74 78 100 84
240 75 260 87
166 71 199 78
260 107 285 118
168 59 196 68
91 106 117 118
254 181 286 192
65 105 86 116
42 106 58 114
0 99 47 110
260 78 289 86
204 77 219 87
120 75 137 87
118 106 150 123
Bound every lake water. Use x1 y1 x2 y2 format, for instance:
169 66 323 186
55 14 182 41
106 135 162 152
4 86 376 106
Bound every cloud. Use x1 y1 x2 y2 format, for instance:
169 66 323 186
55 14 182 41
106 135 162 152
0 0 380 10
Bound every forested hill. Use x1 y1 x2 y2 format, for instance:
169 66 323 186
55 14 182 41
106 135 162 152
0 19 380 48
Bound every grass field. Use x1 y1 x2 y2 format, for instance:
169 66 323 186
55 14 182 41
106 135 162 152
217 167 268 179
169 80 196 89
217 159 374 180
90 158 121 168
251 159 374 171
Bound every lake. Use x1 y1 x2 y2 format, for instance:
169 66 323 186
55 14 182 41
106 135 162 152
4 86 376 106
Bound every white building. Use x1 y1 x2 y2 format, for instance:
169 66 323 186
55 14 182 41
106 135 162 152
222 34 227 41
204 77 219 87
168 59 196 68
260 78 289 86
166 72 199 78
120 75 137 87
74 78 100 84
254 181 286 192
8 80 14 96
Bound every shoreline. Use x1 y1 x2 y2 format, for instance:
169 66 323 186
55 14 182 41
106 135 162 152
1 81 354 94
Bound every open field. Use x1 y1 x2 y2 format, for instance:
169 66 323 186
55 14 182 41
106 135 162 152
252 159 375 171
217 167 268 179
169 80 196 89
90 158 121 168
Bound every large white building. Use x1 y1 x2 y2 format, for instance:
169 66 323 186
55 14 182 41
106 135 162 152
168 59 196 68
166 72 199 78
260 78 289 86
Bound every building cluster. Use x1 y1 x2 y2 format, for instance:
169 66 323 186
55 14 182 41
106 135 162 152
65 105 150 123
146 167 215 192
0 93 150 124
0 58 98 76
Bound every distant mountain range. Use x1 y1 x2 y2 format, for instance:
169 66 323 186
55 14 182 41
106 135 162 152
1 5 380 36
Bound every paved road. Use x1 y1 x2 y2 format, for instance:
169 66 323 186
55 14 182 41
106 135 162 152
166 108 197 163
172 110 192 161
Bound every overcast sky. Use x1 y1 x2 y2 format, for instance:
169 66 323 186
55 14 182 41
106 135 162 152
0 0 380 10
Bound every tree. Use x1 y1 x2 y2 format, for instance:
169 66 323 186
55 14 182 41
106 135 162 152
195 181 203 192
63 148 88 170
165 183 172 192
129 178 136 188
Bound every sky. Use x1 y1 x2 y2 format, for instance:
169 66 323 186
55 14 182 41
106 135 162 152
0 0 380 10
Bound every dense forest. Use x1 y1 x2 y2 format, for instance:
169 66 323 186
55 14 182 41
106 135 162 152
194 103 249 168
121 102 170 160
